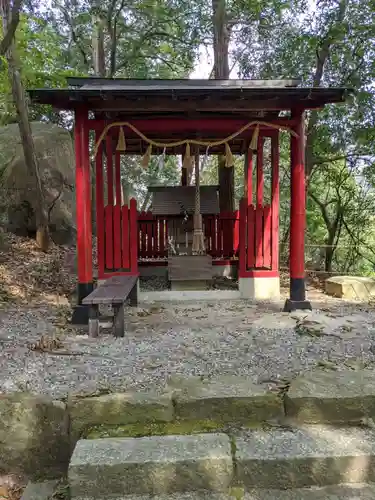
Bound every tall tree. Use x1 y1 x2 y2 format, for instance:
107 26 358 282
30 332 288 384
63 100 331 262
1 0 49 251
212 0 234 212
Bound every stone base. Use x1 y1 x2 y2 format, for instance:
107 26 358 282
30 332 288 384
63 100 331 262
71 304 90 325
283 299 312 312
171 280 208 291
68 434 233 497
239 277 280 300
325 276 375 300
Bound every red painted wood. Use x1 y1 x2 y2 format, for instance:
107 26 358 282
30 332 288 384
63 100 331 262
82 115 93 282
95 131 105 279
140 222 147 257
271 132 280 271
255 205 263 268
256 136 264 206
138 259 240 268
122 205 130 269
137 211 240 260
115 152 121 204
113 204 122 270
75 110 93 284
158 218 165 257
74 110 86 283
146 217 153 258
217 216 222 258
104 205 113 270
239 198 247 277
233 211 239 256
106 136 114 205
290 110 306 279
246 152 253 205
210 217 216 256
89 118 298 135
263 205 272 268
129 198 138 273
246 204 255 269
239 269 279 278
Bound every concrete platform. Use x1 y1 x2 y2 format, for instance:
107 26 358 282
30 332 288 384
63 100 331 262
325 276 375 300
69 433 233 498
139 290 241 302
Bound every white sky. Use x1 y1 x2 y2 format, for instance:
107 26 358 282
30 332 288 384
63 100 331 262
189 45 239 79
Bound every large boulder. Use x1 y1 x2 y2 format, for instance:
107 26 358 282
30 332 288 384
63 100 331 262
0 393 70 479
0 122 75 244
325 275 375 300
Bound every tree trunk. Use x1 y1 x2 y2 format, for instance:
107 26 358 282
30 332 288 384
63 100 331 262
305 0 348 181
1 0 49 251
91 5 106 231
212 0 234 212
92 4 106 76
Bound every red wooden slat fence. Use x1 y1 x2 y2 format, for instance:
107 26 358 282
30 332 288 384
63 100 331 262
137 211 240 260
101 199 138 277
239 199 274 277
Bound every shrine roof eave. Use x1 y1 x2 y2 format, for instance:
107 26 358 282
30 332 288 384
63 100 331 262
28 85 353 114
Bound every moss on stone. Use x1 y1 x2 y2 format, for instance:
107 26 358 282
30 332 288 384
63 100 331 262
84 417 266 439
85 418 225 439
229 486 245 500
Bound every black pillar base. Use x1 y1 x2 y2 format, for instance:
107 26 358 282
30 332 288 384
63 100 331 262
71 282 94 325
283 277 312 312
283 298 312 312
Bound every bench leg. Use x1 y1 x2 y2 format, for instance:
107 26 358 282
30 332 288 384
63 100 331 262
113 304 124 338
129 281 138 307
88 305 99 338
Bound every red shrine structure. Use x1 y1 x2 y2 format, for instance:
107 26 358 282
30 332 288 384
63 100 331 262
29 77 351 323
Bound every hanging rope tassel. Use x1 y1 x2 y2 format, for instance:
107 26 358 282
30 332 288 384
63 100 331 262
192 149 209 255
182 143 192 170
225 142 234 168
250 124 260 152
141 144 152 169
116 127 126 152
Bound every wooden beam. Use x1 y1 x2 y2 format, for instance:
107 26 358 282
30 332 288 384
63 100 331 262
88 117 297 134
86 97 325 112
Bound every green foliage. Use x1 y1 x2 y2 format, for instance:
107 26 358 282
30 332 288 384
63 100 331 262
3 0 375 275
234 0 375 273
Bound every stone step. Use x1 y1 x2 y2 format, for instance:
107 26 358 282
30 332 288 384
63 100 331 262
68 433 233 499
71 483 375 499
235 425 375 489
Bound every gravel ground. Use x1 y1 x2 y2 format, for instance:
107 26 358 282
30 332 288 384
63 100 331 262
139 276 239 291
1 296 375 400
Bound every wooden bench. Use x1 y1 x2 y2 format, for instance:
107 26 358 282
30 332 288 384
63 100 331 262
82 275 138 338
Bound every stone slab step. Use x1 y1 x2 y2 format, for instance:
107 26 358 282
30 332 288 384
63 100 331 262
235 425 375 489
68 433 233 499
169 375 283 423
71 483 375 499
285 369 375 424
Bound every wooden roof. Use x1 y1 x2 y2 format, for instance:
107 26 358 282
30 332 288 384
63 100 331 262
28 77 353 155
28 77 352 119
149 186 219 215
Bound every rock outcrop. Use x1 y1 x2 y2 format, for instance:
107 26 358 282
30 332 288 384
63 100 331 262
0 122 75 244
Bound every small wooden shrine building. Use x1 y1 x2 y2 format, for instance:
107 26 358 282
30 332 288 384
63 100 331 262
29 77 351 323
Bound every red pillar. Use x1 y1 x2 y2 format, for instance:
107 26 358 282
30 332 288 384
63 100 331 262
271 131 280 272
256 136 264 206
284 109 311 311
72 107 94 324
244 149 253 204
